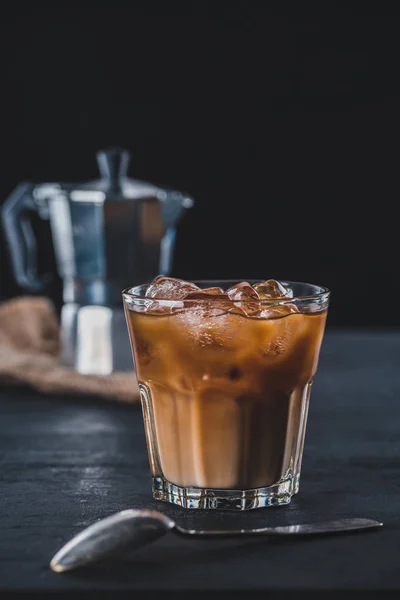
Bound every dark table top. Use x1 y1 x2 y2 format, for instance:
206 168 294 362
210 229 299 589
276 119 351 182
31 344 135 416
1 329 400 597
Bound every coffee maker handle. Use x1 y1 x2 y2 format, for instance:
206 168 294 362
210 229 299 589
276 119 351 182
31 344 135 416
1 182 49 292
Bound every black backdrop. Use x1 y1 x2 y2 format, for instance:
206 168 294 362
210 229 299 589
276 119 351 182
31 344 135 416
0 5 399 326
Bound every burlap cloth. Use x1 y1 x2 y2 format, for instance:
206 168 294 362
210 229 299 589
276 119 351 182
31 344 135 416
0 296 139 403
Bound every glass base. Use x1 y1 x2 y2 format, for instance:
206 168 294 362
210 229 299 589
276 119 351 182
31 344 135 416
152 475 296 510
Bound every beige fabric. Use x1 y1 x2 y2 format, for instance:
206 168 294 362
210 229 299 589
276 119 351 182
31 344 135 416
0 296 139 403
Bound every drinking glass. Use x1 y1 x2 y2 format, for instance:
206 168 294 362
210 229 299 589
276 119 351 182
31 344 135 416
123 280 329 510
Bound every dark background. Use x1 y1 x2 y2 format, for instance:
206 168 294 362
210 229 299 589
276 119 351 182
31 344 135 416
0 5 399 326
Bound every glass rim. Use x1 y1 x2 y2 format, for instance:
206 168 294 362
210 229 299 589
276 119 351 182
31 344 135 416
122 279 330 305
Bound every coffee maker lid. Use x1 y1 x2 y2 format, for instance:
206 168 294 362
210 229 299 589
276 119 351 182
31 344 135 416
33 148 164 202
90 147 163 200
32 148 194 212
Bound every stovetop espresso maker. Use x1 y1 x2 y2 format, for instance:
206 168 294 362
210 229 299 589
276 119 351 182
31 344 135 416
2 148 194 374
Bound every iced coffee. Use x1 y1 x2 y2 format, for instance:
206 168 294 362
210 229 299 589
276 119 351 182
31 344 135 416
123 277 329 510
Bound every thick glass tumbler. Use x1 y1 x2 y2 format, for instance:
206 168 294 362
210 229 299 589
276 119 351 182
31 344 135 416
123 280 329 510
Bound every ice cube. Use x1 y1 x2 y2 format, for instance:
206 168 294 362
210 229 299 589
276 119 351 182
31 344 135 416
259 308 304 361
175 305 229 348
226 281 261 317
201 286 225 295
142 298 184 315
183 287 233 317
145 276 201 300
253 280 293 299
259 304 299 320
180 293 233 319
185 291 230 301
174 289 243 350
227 281 260 302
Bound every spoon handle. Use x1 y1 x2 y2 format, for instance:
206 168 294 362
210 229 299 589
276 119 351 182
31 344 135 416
177 518 383 537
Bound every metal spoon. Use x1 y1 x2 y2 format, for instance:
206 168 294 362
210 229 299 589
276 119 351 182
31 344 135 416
50 509 383 573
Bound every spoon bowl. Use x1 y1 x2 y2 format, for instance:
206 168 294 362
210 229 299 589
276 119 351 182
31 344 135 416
50 510 174 573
